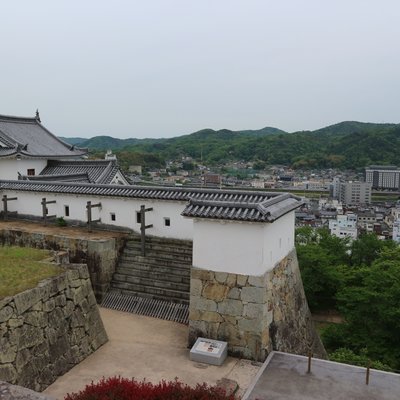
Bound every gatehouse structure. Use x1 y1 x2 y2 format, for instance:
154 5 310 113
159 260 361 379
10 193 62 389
0 180 326 360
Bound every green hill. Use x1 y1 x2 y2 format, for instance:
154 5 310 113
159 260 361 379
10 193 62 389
60 121 400 169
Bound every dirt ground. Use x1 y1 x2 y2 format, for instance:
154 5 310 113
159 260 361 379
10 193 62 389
0 220 129 240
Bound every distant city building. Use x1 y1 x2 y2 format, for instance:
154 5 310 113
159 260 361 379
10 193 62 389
251 179 265 189
129 165 142 174
365 165 400 190
330 177 341 199
329 213 358 240
338 181 372 205
203 173 221 186
393 219 400 243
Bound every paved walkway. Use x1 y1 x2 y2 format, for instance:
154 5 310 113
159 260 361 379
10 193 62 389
44 308 260 399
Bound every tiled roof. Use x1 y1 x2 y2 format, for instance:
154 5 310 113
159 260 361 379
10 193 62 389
0 180 302 222
38 160 122 184
0 114 87 158
182 193 302 222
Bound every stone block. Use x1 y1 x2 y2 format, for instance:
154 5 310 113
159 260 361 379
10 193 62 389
16 324 44 350
238 317 264 333
226 274 237 287
190 310 223 323
0 296 12 309
218 300 243 316
13 288 41 314
15 348 31 372
0 306 14 323
24 311 48 328
43 299 55 313
219 322 245 347
241 287 267 304
66 269 80 282
54 294 67 307
191 268 214 282
7 317 22 330
0 337 17 363
243 303 265 319
227 287 241 300
202 283 229 302
248 275 267 288
214 272 228 284
190 278 203 296
236 275 248 287
0 364 17 383
190 296 217 312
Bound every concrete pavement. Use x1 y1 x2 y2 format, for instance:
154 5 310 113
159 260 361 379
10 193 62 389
44 307 260 399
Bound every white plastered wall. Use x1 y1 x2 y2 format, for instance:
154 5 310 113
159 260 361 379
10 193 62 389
0 159 47 180
2 190 193 240
192 211 295 276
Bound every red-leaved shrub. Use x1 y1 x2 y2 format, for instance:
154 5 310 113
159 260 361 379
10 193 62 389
64 376 235 400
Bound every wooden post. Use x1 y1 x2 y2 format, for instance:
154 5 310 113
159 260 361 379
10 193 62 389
41 198 56 225
139 205 153 256
366 360 371 385
87 201 92 231
86 201 101 232
2 195 18 221
307 351 312 374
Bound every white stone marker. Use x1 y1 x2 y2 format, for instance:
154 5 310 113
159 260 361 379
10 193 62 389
189 337 228 366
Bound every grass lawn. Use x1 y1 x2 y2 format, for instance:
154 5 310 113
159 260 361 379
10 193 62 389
0 246 63 299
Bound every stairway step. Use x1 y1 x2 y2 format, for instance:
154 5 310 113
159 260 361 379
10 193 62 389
115 267 190 283
122 250 192 263
119 255 191 269
111 281 190 301
112 273 190 292
125 242 193 256
117 262 190 277
127 236 192 249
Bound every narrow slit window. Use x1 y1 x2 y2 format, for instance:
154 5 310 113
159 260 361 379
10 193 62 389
64 205 70 217
136 211 141 224
164 217 170 227
111 213 116 221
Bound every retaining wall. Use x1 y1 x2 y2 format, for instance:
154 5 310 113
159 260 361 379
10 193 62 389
0 264 108 392
0 228 126 302
189 249 326 361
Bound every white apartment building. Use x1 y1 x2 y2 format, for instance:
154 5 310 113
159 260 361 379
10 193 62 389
329 213 358 240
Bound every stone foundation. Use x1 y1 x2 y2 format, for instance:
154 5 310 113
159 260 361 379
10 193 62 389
189 249 326 361
0 264 108 392
0 228 126 302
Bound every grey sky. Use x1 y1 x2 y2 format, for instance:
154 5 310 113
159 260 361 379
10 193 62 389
1 0 399 138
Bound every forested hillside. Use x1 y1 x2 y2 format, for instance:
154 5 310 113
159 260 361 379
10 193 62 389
61 121 399 169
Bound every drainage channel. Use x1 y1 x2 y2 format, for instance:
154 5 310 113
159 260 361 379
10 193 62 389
101 291 189 325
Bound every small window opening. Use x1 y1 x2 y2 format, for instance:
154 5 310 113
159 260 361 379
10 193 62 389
64 205 70 217
136 211 141 224
111 213 116 221
164 217 170 227
27 168 35 176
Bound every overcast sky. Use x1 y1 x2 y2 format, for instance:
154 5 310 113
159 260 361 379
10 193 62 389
1 1 399 138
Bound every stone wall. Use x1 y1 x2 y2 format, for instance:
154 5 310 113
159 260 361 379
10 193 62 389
0 228 126 302
189 248 326 361
0 381 55 400
0 264 108 392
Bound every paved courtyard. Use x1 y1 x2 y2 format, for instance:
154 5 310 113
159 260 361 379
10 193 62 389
44 307 261 399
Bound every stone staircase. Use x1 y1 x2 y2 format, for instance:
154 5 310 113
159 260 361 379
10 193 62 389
109 235 192 304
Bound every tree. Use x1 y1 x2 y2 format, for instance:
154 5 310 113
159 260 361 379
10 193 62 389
325 247 400 369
